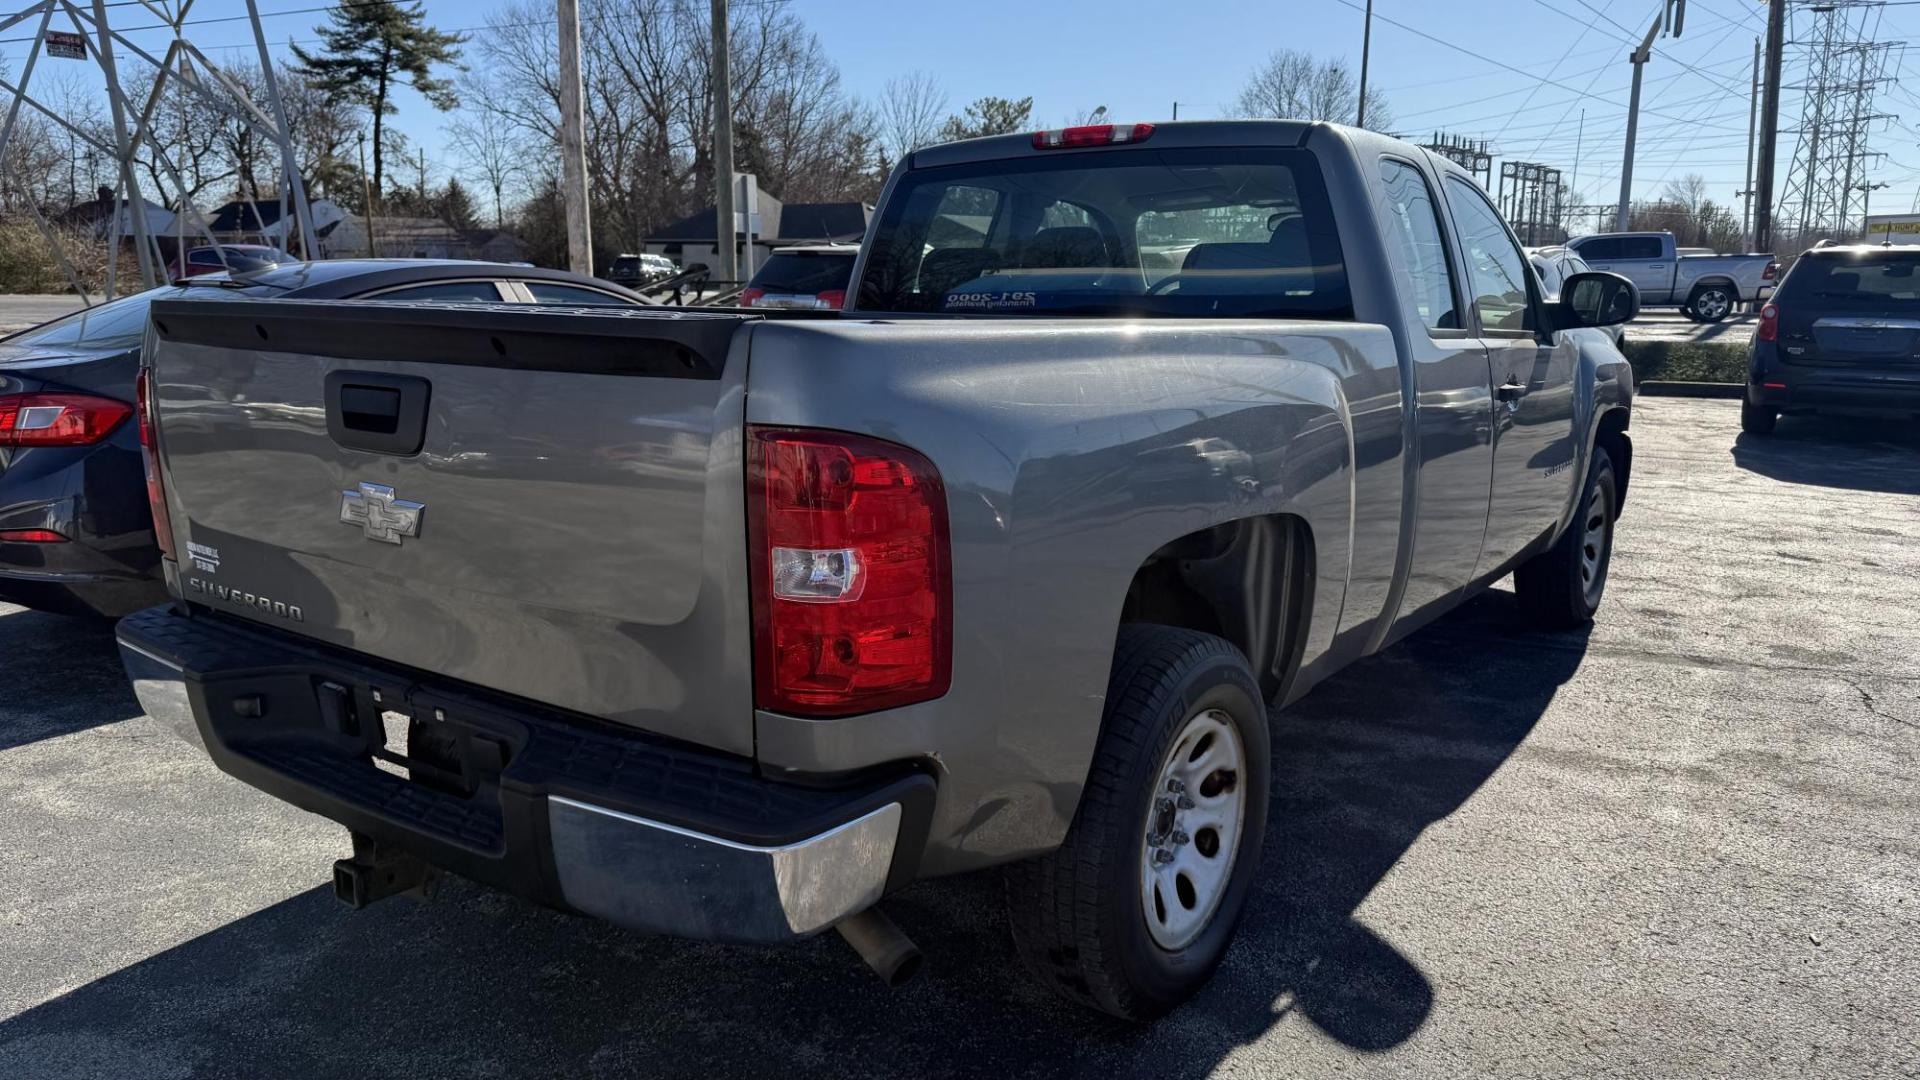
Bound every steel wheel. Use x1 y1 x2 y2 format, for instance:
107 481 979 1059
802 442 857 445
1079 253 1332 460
1579 475 1613 603
1139 707 1247 951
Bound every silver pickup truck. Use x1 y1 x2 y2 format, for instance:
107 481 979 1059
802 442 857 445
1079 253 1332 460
116 121 1636 1021
1564 230 1777 322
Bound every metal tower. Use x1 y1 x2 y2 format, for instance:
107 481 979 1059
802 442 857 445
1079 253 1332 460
0 0 316 299
1776 1 1899 244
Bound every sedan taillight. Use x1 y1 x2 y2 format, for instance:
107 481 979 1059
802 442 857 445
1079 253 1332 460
0 392 133 447
747 427 951 717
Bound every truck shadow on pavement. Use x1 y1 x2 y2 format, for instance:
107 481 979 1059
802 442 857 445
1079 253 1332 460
1732 415 1920 496
0 607 140 751
0 591 1586 1079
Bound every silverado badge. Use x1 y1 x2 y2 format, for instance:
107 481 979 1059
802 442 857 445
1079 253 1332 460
340 482 424 544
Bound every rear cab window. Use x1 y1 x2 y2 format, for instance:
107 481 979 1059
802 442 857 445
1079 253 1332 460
855 147 1350 319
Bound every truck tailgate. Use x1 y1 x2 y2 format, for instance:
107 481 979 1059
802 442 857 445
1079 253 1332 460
144 299 759 756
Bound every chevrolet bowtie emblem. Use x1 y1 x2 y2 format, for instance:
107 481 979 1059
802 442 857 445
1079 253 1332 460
339 482 424 544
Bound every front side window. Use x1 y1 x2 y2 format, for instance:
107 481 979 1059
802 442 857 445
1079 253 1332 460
1444 177 1535 333
857 147 1350 319
1576 237 1621 261
1377 158 1459 332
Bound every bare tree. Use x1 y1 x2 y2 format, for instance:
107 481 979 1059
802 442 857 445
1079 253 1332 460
447 115 521 229
877 70 947 163
1234 49 1390 130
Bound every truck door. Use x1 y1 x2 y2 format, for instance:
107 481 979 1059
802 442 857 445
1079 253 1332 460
1441 177 1579 578
1374 159 1494 629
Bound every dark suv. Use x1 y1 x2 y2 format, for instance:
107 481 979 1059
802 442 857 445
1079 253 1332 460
1747 244 1920 434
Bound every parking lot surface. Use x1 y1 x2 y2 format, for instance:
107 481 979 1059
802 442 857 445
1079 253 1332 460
0 397 1916 1079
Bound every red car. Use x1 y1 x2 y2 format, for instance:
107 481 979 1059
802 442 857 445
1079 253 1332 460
166 244 286 281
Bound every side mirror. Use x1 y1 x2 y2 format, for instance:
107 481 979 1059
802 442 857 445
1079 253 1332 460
1557 271 1639 330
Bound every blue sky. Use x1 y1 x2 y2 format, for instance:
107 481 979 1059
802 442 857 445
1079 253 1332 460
10 0 1920 220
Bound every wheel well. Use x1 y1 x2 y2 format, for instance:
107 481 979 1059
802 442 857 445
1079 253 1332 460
1690 277 1735 293
1596 408 1632 509
1117 515 1314 701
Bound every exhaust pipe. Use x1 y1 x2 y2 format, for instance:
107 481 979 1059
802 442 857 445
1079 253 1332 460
835 906 923 988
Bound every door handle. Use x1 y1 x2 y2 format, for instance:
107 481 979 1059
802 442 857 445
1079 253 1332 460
1648 263 1665 269
1496 380 1527 401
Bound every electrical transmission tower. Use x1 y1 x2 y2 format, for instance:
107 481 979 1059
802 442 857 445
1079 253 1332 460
1776 1 1900 244
1497 162 1567 246
1419 132 1493 189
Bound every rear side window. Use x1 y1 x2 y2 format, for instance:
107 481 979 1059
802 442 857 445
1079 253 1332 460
522 282 634 306
1622 236 1665 260
1377 158 1459 332
749 252 856 294
1778 252 1920 306
371 281 508 303
857 147 1350 319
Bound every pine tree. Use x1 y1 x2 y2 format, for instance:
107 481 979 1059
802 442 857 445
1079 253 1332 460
293 1 465 201
938 97 1034 142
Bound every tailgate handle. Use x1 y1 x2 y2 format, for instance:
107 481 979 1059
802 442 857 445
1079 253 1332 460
325 371 431 455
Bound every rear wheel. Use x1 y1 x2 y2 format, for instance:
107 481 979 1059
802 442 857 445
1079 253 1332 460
1741 399 1778 435
1515 445 1617 629
1007 625 1270 1021
1687 282 1736 323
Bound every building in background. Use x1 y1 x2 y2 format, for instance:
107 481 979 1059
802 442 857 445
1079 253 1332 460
1862 213 1920 246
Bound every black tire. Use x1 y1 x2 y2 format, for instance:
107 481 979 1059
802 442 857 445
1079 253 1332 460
1007 625 1271 1021
1515 444 1618 629
1741 399 1778 435
1687 282 1736 323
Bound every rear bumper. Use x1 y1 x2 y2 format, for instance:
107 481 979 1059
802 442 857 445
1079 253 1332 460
116 605 933 943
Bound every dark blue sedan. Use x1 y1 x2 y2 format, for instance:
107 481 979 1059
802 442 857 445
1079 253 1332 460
0 260 649 616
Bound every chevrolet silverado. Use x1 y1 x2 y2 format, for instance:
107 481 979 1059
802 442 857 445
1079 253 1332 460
116 121 1636 1020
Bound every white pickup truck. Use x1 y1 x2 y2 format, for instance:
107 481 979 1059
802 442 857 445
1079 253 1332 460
1565 231 1777 322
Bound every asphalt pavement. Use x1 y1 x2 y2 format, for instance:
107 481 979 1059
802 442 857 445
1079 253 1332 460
1 402 1917 1079
0 295 96 336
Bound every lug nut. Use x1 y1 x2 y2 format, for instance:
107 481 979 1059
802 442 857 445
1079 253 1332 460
1177 795 1196 810
1167 778 1186 794
1153 848 1175 866
1172 830 1190 846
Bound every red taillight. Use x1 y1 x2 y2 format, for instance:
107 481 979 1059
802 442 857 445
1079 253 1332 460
0 392 132 447
1762 261 1779 281
135 372 175 559
1757 302 1780 343
816 289 847 310
747 427 951 717
1031 122 1155 149
738 286 765 307
0 529 66 543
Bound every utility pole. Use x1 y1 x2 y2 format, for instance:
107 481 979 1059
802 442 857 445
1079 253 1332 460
1740 36 1760 248
711 0 738 285
1355 0 1373 129
556 0 593 275
1616 14 1661 232
1572 109 1584 199
1172 101 1179 121
1616 2 1689 232
1754 0 1786 251
1855 181 1888 239
357 132 376 257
